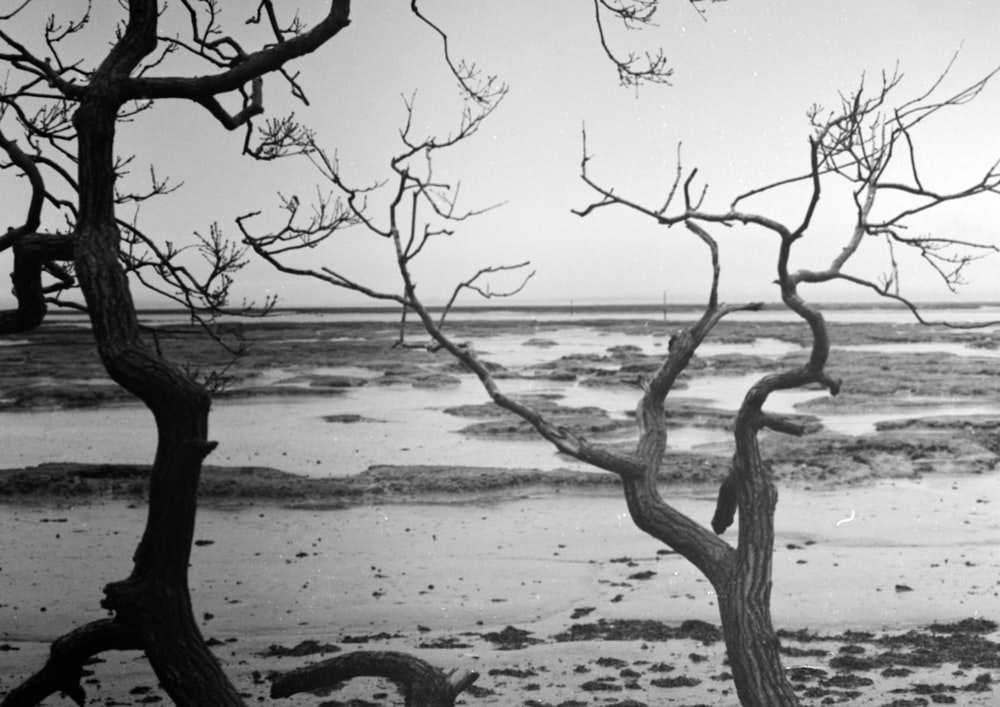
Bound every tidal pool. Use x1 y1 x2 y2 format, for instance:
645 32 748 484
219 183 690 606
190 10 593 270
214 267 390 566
0 371 762 476
3 328 998 478
836 342 1000 358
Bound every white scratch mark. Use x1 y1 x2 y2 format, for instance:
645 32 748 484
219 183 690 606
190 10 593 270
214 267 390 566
836 509 856 527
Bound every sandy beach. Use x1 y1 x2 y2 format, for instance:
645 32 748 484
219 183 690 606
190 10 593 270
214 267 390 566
3 475 1000 705
3 308 1000 705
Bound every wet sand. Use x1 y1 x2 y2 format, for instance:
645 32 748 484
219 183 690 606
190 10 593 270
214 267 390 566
2 311 1000 704
3 475 1000 704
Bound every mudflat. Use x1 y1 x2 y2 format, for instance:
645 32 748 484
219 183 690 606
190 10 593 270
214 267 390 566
2 309 999 705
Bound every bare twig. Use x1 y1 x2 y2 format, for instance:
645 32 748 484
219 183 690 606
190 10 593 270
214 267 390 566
409 1 507 105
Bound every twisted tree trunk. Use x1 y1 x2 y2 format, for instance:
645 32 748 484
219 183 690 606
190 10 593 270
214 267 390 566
4 3 360 704
716 409 799 705
621 392 799 706
65 10 244 704
401 281 800 705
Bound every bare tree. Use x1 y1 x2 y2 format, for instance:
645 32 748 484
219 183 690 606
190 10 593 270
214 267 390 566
0 2 703 705
0 2 355 704
245 60 1000 706
573 58 1000 705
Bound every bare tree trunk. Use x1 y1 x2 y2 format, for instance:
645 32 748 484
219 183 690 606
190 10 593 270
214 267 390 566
619 466 798 706
717 587 797 706
611 323 798 705
415 293 801 705
70 36 245 706
716 418 799 706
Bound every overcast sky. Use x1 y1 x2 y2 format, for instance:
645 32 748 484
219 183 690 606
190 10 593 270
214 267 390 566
5 2 1000 309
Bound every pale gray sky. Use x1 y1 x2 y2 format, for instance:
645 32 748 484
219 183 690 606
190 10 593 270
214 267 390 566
5 2 1000 309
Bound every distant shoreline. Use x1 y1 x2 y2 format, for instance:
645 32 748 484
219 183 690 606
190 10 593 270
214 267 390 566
35 299 1000 318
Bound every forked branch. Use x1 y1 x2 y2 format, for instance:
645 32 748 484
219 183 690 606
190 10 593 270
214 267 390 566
593 0 672 88
437 262 535 328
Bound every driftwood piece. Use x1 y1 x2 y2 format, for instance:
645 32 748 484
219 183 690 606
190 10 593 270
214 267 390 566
270 650 479 707
1 619 141 707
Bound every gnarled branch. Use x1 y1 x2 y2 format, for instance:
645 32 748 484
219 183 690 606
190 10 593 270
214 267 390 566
271 650 478 707
1 619 141 707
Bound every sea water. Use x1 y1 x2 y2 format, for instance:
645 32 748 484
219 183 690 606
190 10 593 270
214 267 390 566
3 306 999 477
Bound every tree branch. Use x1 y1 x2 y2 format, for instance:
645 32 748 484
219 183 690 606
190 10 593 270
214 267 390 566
125 2 350 108
271 650 479 706
592 0 673 88
409 1 507 105
1 619 141 707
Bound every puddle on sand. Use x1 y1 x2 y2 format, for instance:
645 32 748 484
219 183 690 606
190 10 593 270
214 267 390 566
5 333 998 478
0 381 603 477
682 373 824 415
697 338 801 358
473 327 668 368
836 342 1000 358
821 404 1000 436
473 330 800 369
0 373 758 477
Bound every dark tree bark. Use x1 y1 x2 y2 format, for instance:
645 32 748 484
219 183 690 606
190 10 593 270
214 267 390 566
1 620 141 707
716 404 796 704
0 232 73 333
621 310 801 706
271 650 479 706
1 2 351 705
67 7 243 703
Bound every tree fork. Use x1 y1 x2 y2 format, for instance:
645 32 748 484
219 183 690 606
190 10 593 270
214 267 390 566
102 578 241 707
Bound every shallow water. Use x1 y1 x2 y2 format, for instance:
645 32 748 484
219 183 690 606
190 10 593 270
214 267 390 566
836 342 1000 358
0 370 786 476
821 404 1000 436
4 321 999 477
698 337 801 358
477 330 801 368
5 364 987 478
680 372 824 415
0 389 578 475
473 327 668 368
